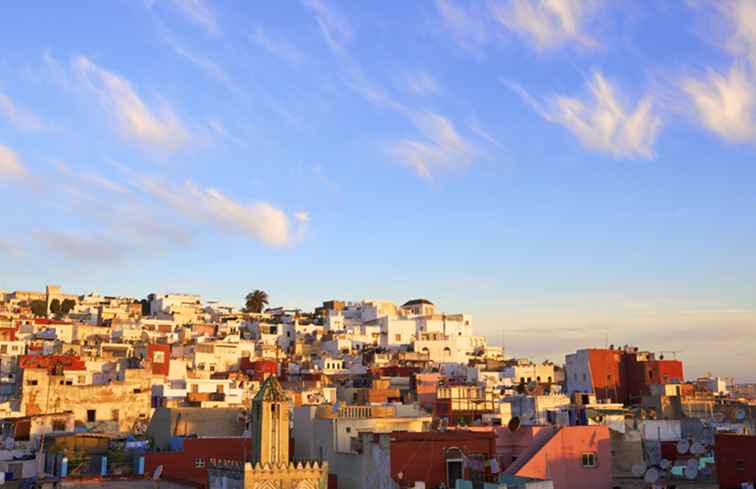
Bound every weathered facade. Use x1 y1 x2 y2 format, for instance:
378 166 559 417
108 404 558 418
21 367 152 432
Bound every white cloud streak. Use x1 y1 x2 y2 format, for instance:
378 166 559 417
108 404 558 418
683 66 756 143
391 110 476 178
722 0 756 68
0 144 27 179
303 0 353 55
141 179 292 247
682 0 756 143
74 55 188 151
36 231 129 263
491 0 600 50
509 71 662 159
164 36 235 91
170 0 219 37
0 93 43 131
253 27 305 66
435 0 490 52
404 71 442 96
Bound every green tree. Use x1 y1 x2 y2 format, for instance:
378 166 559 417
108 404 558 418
49 299 61 315
30 300 47 317
60 299 76 314
245 290 269 313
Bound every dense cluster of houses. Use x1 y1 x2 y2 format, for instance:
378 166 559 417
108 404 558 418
0 285 753 489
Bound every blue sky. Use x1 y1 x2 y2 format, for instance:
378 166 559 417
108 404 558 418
1 1 755 380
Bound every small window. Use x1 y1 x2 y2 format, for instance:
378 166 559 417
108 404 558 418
582 452 597 468
346 427 351 433
395 334 401 341
112 409 119 421
87 410 96 422
194 458 206 469
735 459 745 471
78 376 85 384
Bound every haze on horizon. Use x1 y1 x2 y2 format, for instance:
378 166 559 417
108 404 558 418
0 1 754 382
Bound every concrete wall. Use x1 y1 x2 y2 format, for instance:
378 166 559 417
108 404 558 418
21 368 152 432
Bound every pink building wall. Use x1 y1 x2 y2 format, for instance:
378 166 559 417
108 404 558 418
509 425 612 489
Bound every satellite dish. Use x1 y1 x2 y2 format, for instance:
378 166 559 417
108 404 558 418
686 459 699 472
735 409 746 421
152 465 163 480
676 439 690 454
690 442 705 455
660 459 671 470
684 465 698 480
631 463 647 478
508 416 521 433
644 468 659 483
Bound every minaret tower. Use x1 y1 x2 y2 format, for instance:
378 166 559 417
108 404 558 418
249 376 289 466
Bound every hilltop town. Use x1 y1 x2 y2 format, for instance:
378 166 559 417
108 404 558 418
0 285 753 489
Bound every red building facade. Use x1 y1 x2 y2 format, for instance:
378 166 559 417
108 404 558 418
145 437 251 488
715 434 756 489
389 430 497 489
147 343 171 377
570 347 685 405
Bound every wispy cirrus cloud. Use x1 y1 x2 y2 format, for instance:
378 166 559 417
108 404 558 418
169 0 219 37
491 0 601 50
683 66 756 143
508 71 662 159
469 118 506 150
303 0 353 55
52 161 128 194
404 71 442 96
253 27 305 66
683 0 756 144
435 0 490 52
0 144 27 179
74 55 189 151
300 0 479 180
36 230 130 263
163 35 235 91
0 93 43 131
720 0 756 68
0 239 22 257
141 179 295 247
391 110 476 179
207 118 245 147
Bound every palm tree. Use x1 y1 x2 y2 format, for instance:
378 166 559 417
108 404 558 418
245 290 269 313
